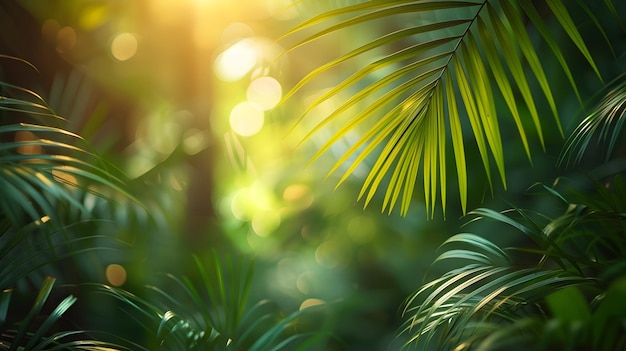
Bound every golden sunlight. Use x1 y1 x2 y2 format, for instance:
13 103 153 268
214 39 259 82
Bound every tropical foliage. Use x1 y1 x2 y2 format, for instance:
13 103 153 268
397 71 626 350
283 0 626 350
400 179 626 350
0 55 133 350
281 0 620 216
0 55 326 350
101 253 328 351
2 0 626 350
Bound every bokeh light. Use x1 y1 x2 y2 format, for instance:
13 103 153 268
246 76 282 111
296 271 315 294
230 184 278 222
79 4 109 31
111 33 138 61
105 264 127 286
229 101 264 137
56 26 77 53
315 239 351 269
214 39 259 82
251 209 281 237
282 184 314 210
230 189 254 221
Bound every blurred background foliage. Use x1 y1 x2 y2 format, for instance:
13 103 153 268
0 0 624 350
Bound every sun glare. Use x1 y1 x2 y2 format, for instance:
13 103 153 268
229 101 264 137
214 39 259 82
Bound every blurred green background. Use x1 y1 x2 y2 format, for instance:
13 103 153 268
1 1 623 350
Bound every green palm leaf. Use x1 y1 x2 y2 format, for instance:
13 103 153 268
0 56 139 229
0 56 155 351
400 180 626 350
281 0 610 215
100 252 329 351
0 277 130 351
560 74 626 167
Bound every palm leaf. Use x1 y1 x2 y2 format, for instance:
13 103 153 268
0 123 142 288
400 181 626 350
281 0 612 215
0 56 156 350
100 252 329 350
0 223 120 289
0 277 129 351
560 74 626 167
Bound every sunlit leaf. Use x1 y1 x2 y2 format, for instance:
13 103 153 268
482 5 537 154
463 31 506 188
281 20 470 104
283 0 614 215
453 51 493 191
445 70 467 214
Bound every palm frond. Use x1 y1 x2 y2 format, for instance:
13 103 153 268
0 55 146 288
0 219 123 290
399 180 626 350
560 74 626 168
100 252 329 351
0 57 138 228
0 277 130 351
281 0 614 215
